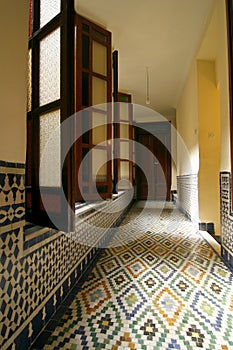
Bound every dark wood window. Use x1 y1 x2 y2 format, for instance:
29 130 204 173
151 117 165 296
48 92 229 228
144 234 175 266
26 0 75 231
116 93 133 190
74 15 112 201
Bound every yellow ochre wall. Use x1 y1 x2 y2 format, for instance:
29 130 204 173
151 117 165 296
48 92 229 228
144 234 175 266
215 0 230 171
176 61 199 176
197 60 221 234
176 0 229 234
198 0 230 171
169 115 177 191
0 1 29 163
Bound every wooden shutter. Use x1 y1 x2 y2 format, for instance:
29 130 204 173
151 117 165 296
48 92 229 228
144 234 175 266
74 15 112 201
117 93 133 190
26 0 75 231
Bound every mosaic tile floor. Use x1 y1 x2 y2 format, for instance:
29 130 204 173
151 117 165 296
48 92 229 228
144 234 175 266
33 202 233 350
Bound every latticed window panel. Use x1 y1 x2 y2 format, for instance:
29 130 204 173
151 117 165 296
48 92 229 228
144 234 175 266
39 109 61 187
40 0 61 28
39 28 60 106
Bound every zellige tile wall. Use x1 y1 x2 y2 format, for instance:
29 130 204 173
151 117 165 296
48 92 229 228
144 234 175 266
0 161 132 350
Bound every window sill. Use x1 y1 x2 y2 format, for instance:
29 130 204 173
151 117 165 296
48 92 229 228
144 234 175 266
24 191 127 255
75 191 125 216
23 222 59 254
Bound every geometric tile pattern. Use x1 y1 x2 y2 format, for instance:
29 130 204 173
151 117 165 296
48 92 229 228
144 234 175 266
108 268 133 294
116 283 147 319
0 162 25 233
177 173 199 224
190 253 211 269
153 260 176 281
210 262 233 286
0 225 89 349
181 262 206 284
125 258 147 278
0 162 134 350
220 172 233 270
191 290 224 331
38 202 233 350
81 281 111 315
137 270 163 298
153 287 184 326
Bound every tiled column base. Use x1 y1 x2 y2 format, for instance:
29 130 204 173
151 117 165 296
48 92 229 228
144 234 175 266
220 172 233 272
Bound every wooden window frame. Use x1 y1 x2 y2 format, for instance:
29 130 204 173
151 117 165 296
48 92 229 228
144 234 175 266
117 92 133 191
26 0 75 231
74 15 112 201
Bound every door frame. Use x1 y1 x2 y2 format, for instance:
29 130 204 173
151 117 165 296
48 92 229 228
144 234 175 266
134 122 171 201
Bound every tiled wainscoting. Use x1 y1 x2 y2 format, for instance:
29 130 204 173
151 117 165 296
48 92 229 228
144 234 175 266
177 174 199 228
0 161 133 350
220 172 233 272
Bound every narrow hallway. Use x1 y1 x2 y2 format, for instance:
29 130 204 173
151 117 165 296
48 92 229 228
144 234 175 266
32 203 233 350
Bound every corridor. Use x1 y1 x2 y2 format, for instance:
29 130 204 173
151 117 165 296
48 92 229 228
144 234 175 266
32 202 233 350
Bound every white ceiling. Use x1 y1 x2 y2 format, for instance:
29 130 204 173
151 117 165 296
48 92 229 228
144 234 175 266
75 0 215 118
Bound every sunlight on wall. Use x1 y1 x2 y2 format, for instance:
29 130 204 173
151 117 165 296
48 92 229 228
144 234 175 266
215 0 230 171
197 0 230 171
170 116 177 190
176 0 229 233
197 60 221 234
176 61 199 176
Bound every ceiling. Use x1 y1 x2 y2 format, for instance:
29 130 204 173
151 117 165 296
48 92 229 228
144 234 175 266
75 0 215 118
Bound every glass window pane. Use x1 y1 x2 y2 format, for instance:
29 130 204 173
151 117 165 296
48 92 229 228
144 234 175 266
39 28 60 106
82 23 89 33
120 142 129 159
92 77 107 106
92 148 107 182
92 112 107 145
93 29 107 43
119 94 130 102
93 41 107 76
83 186 89 194
120 161 129 180
95 185 108 194
27 49 32 112
39 110 61 187
82 148 89 182
82 110 90 144
82 35 89 69
82 72 89 106
119 102 130 120
26 119 32 185
120 123 129 139
40 0 60 28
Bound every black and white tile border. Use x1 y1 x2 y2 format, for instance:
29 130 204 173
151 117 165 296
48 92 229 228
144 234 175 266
0 161 133 350
220 172 233 272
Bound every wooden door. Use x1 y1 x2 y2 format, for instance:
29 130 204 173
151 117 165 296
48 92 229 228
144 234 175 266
136 133 154 199
135 124 171 201
154 136 170 200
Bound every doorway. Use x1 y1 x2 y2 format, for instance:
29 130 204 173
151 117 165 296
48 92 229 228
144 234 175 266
135 122 171 201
